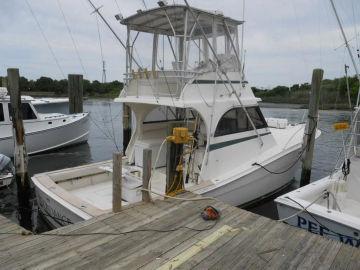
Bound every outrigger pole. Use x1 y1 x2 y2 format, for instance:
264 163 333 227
86 0 141 69
183 0 263 146
330 0 360 107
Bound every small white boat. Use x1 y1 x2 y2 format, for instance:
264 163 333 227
0 89 90 157
0 154 13 188
275 0 360 248
276 161 360 248
32 3 314 227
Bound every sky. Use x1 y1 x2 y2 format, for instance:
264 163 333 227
0 0 359 88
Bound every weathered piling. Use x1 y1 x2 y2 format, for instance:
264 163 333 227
142 148 152 202
7 68 32 230
68 74 83 114
112 152 122 212
300 69 323 187
122 104 131 152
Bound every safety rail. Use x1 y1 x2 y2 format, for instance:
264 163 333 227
121 70 200 99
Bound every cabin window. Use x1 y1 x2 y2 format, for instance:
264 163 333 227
0 104 4 122
214 106 267 137
247 107 268 129
8 103 37 120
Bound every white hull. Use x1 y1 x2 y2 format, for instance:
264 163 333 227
276 174 360 248
202 148 300 206
35 179 90 228
277 202 360 248
0 113 90 157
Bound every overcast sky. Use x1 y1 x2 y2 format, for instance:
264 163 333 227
1 0 359 87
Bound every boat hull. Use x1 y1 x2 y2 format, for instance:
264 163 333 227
34 178 91 228
0 113 90 157
201 147 301 207
277 202 360 248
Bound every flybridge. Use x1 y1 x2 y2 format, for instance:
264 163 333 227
121 5 243 37
120 3 244 85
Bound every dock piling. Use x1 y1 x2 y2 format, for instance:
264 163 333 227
68 74 83 114
142 148 152 202
300 68 323 187
7 68 32 230
112 152 122 212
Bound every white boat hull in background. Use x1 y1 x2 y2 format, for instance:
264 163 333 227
0 113 90 157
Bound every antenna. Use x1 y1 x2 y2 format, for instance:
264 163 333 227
102 61 107 83
329 0 360 107
86 0 141 68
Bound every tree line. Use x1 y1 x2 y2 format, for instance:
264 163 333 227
253 75 359 109
0 76 123 98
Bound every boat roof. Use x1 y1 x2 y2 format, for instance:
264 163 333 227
121 4 243 37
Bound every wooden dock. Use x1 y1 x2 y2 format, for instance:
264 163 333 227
0 192 359 269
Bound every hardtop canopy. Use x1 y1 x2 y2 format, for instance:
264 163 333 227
121 4 243 38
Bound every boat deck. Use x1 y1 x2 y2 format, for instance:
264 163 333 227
1 192 360 269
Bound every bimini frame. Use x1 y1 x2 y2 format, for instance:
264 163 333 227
120 2 263 145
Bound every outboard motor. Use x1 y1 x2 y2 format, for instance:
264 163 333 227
0 154 13 175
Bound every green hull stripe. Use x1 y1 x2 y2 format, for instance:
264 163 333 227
192 80 241 84
209 132 271 151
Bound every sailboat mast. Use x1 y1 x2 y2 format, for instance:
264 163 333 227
329 0 360 107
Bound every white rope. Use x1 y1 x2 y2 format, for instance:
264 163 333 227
277 191 328 222
141 188 217 201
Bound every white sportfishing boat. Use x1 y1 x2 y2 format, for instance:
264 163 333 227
276 0 360 248
32 2 310 228
0 88 90 157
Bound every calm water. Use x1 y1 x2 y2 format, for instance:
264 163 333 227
0 100 351 231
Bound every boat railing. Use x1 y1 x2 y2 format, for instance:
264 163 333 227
122 70 200 99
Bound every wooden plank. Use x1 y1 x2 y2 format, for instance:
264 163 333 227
158 225 239 270
16 194 209 269
118 200 235 269
330 244 357 270
233 220 297 269
192 215 270 270
69 196 215 269
140 205 245 270
266 229 318 269
112 152 122 212
296 236 335 269
2 192 360 269
311 240 342 270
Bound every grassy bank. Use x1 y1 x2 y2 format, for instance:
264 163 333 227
253 75 359 110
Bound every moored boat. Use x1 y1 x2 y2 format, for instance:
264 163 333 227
32 2 315 227
0 88 90 157
275 0 360 248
